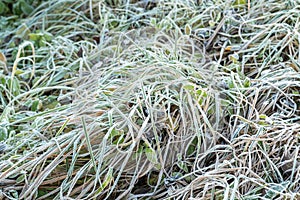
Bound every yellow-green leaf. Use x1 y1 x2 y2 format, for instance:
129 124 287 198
185 24 191 35
229 53 239 64
145 147 158 165
183 85 195 91
94 168 113 196
15 69 24 75
259 114 267 120
234 0 247 5
29 33 42 41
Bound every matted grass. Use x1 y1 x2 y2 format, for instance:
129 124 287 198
0 0 300 199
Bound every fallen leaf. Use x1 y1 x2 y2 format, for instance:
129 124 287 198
0 52 7 64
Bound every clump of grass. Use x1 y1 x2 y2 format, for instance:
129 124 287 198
0 0 300 199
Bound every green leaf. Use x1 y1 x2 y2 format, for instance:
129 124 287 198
15 23 30 38
3 0 15 3
178 161 188 172
259 114 267 119
110 128 120 138
16 174 25 183
145 147 158 165
171 172 183 179
109 128 124 144
258 121 268 126
94 168 113 195
29 33 42 41
15 69 24 75
43 32 53 41
45 100 59 109
0 127 8 141
150 18 156 26
8 78 21 96
52 69 68 84
265 182 289 199
183 85 195 91
0 1 9 14
0 76 6 85
187 137 197 156
31 100 42 111
209 20 215 27
243 77 251 87
10 190 19 198
13 2 22 15
227 80 234 89
38 38 47 47
229 53 239 64
233 0 246 5
102 168 113 189
20 0 34 15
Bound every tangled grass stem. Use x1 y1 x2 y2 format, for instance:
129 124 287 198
0 0 300 199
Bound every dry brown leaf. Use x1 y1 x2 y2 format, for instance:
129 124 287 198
0 52 6 64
